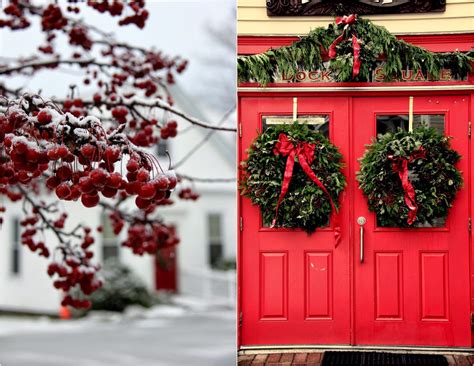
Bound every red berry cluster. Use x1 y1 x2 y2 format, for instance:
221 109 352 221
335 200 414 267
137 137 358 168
86 0 147 28
1 1 185 109
38 44 54 54
109 211 125 235
61 295 91 309
3 134 50 186
129 119 158 147
176 60 188 74
125 161 177 210
2 96 178 215
135 80 157 97
66 5 81 14
20 214 50 258
87 0 124 17
167 72 175 85
160 120 178 139
123 222 179 255
111 107 128 124
118 1 148 29
0 186 22 202
0 1 30 30
69 26 93 51
53 213 68 229
47 227 102 309
70 38 186 106
41 4 68 31
178 188 200 201
62 98 86 118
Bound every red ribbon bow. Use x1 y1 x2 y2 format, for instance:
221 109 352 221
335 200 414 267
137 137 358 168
272 133 341 246
335 14 357 26
387 147 426 225
328 14 361 78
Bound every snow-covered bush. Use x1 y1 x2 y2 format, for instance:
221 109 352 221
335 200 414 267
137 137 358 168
88 259 155 312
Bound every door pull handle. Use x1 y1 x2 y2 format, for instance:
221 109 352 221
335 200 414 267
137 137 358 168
357 217 367 263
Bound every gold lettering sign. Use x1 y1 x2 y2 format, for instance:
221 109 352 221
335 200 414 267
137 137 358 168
277 67 456 83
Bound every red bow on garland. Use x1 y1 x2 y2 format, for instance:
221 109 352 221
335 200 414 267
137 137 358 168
272 133 341 246
387 147 426 225
328 14 361 78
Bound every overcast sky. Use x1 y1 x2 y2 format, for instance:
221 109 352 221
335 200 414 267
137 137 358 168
0 0 236 115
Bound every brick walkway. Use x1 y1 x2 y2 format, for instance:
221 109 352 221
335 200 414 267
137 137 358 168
238 351 474 366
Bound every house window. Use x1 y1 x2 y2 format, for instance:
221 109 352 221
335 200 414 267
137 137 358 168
157 138 169 157
262 115 329 137
102 212 119 262
11 217 20 275
376 114 444 135
208 213 223 268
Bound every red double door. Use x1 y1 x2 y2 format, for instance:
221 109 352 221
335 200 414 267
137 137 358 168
239 95 471 347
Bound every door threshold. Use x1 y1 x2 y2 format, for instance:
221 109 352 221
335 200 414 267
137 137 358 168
239 345 474 355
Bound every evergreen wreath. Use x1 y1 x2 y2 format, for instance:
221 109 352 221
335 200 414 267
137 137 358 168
357 127 463 227
238 16 473 85
240 123 346 233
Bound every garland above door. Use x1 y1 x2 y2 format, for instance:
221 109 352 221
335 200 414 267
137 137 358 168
238 15 474 85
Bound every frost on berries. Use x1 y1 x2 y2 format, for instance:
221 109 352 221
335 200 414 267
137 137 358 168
0 94 180 308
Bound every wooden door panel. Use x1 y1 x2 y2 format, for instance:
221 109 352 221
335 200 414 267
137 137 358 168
352 96 471 347
240 97 351 345
374 252 403 319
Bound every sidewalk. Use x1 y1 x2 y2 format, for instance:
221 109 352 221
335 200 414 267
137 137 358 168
0 299 235 366
238 351 474 366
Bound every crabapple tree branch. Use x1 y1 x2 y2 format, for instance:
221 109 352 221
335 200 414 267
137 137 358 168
0 0 228 309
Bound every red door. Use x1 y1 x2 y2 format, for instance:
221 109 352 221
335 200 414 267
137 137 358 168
353 96 471 347
240 96 351 345
155 247 178 292
239 94 471 347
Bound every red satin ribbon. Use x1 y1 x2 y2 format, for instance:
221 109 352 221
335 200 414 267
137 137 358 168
336 14 356 26
328 14 361 78
352 34 361 77
387 147 426 225
272 133 341 246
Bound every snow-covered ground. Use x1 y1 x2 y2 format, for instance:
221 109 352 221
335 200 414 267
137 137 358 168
0 298 236 366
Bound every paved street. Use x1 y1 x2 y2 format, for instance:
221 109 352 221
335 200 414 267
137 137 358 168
0 305 236 366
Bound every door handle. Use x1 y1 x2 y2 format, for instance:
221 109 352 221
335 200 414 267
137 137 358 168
357 216 367 263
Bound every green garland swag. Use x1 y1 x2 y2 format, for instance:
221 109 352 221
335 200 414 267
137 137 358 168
240 123 346 233
357 127 463 227
238 17 474 85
